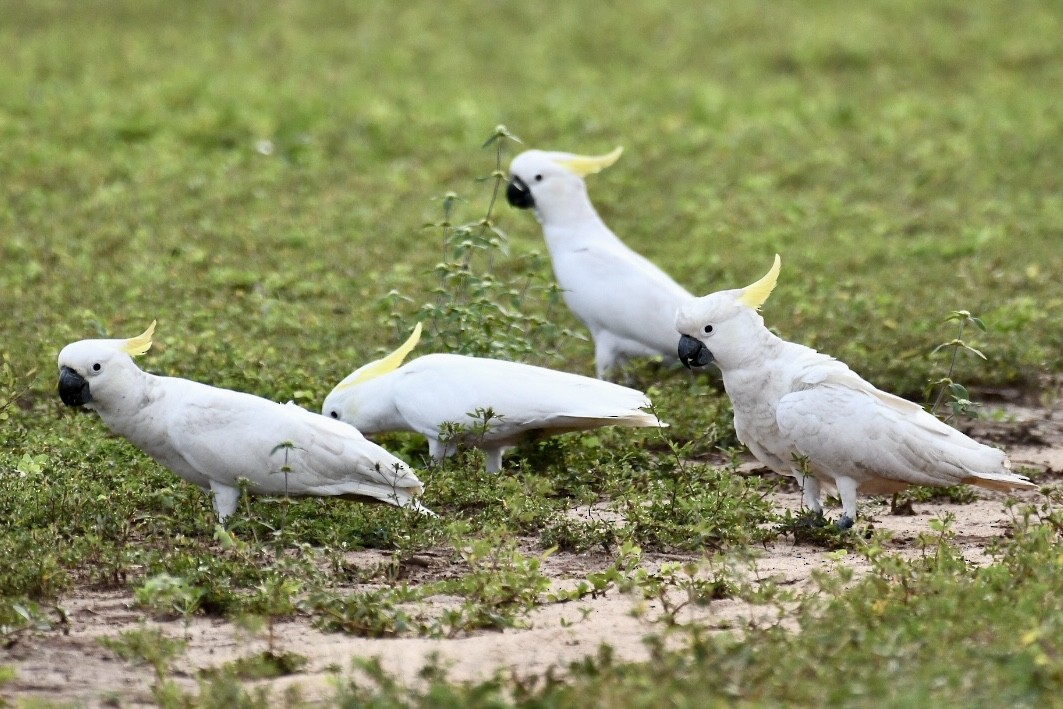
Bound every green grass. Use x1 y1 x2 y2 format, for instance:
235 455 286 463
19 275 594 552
2 0 1063 705
338 504 1063 707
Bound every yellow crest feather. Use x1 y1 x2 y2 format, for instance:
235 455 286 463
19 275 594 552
334 323 422 392
122 320 156 357
737 255 782 311
551 146 623 177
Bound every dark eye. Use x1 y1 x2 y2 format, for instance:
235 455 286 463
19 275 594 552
534 174 543 182
703 325 714 335
329 411 339 419
92 363 102 372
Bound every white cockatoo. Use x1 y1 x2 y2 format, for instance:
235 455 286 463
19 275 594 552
322 323 664 472
506 147 694 378
57 322 431 523
675 256 1036 528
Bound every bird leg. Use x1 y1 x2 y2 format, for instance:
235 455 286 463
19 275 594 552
484 447 503 473
427 438 454 465
835 477 859 531
798 473 823 514
209 480 240 525
594 337 627 382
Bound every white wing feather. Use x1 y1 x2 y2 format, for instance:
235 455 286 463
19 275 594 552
387 354 661 444
147 379 425 505
776 382 1033 493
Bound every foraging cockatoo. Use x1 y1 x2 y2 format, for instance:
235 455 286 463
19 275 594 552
675 256 1036 528
322 323 664 472
57 322 431 523
506 147 694 378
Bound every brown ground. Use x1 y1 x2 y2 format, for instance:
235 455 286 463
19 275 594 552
3 402 1060 706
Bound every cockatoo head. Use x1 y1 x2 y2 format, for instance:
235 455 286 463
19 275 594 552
675 256 782 371
57 321 156 411
506 147 623 224
322 323 421 425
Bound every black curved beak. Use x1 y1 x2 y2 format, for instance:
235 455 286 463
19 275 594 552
58 366 92 407
506 176 535 209
678 335 713 369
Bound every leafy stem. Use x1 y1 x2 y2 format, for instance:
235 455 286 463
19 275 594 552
384 126 584 363
927 310 987 421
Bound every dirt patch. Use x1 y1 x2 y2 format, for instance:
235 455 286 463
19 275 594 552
2 405 1059 706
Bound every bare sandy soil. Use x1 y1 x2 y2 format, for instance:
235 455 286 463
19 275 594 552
3 402 1060 706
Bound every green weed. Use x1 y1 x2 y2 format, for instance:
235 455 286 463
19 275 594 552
613 451 778 552
383 125 584 364
926 310 989 421
99 627 188 705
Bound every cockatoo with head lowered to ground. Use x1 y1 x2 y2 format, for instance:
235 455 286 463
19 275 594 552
322 323 664 472
57 322 431 523
675 256 1036 529
506 147 694 379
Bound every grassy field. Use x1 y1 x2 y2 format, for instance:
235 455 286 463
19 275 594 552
2 0 1063 705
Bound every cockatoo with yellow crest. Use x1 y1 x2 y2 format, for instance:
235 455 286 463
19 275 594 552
506 147 694 378
675 256 1036 529
322 323 664 472
57 322 431 523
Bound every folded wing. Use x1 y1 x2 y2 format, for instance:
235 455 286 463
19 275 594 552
776 382 1034 491
167 388 425 507
390 354 661 441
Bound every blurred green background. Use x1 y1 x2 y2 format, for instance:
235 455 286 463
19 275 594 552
2 0 1061 407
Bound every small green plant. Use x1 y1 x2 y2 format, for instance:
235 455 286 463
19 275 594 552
202 642 308 681
382 125 583 363
613 447 778 552
305 586 425 638
0 354 37 426
926 310 988 421
204 570 310 691
240 568 303 657
0 532 68 600
270 440 301 531
432 407 504 471
194 671 279 707
134 572 206 623
540 515 618 554
776 508 853 549
624 560 735 627
99 627 188 705
547 541 644 603
435 524 554 636
901 483 978 505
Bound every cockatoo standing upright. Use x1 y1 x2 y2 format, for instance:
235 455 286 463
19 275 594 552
57 322 431 523
506 147 694 378
675 256 1036 528
322 323 664 472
